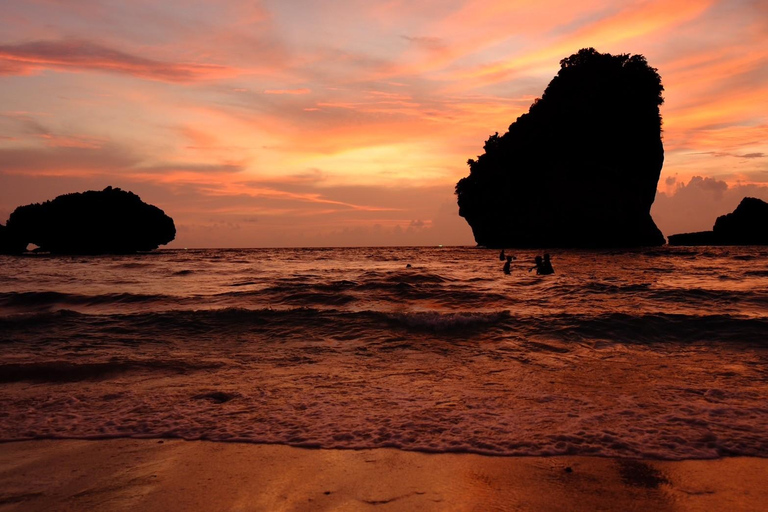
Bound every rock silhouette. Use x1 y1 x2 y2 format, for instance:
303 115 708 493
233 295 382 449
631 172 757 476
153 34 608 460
3 186 175 254
668 197 768 246
0 224 27 255
456 48 666 248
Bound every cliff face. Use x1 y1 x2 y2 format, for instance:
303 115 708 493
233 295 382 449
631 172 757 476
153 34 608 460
669 197 768 246
4 187 176 254
456 48 666 248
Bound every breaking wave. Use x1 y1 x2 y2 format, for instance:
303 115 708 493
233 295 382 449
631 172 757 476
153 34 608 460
2 246 768 460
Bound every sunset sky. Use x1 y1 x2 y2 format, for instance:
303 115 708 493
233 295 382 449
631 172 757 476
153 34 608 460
1 0 766 247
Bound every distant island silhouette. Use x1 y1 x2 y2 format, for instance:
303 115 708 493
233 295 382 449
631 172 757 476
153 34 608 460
668 197 768 246
0 186 175 254
456 48 666 248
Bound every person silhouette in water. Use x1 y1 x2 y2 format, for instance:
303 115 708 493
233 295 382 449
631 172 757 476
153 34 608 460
499 249 506 261
529 255 543 273
529 254 555 275
541 253 555 274
503 255 512 275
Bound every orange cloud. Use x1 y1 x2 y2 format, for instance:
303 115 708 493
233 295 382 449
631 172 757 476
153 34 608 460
679 125 768 153
666 88 768 135
444 0 713 86
183 178 401 213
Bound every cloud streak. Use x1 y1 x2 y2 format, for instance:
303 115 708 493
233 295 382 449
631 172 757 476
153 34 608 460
263 88 311 95
0 39 237 83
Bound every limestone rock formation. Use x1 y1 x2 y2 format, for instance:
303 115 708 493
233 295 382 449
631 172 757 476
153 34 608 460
4 186 176 254
668 197 768 246
0 224 28 254
455 48 666 248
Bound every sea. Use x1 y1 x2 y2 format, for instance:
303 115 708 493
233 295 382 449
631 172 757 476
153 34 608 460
1 246 767 460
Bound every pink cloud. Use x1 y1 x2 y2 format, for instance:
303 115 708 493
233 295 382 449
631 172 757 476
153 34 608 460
36 133 106 149
1 112 106 149
0 39 237 83
652 176 768 235
263 88 311 95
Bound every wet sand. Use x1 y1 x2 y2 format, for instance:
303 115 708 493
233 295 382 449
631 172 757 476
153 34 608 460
0 440 766 511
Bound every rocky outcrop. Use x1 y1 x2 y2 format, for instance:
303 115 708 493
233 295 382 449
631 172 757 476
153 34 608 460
668 197 768 246
0 223 28 254
455 48 666 248
4 186 176 254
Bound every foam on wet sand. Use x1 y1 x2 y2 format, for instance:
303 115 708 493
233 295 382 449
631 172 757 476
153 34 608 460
0 440 766 511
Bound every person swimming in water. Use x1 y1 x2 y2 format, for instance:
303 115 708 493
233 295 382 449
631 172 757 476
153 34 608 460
529 254 555 275
503 255 512 275
529 255 543 273
541 253 555 274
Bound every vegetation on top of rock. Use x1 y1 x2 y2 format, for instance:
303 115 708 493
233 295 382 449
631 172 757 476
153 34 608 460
456 47 666 248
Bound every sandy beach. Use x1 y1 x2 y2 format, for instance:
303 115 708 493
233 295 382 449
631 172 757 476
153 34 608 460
0 440 765 511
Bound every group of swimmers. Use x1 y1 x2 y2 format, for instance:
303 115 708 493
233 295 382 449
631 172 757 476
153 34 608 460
499 249 554 275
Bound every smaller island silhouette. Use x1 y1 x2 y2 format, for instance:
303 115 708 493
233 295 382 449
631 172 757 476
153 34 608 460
668 197 768 246
0 186 175 254
456 48 666 248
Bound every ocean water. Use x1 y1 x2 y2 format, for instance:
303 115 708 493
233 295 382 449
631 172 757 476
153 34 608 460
1 246 767 460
